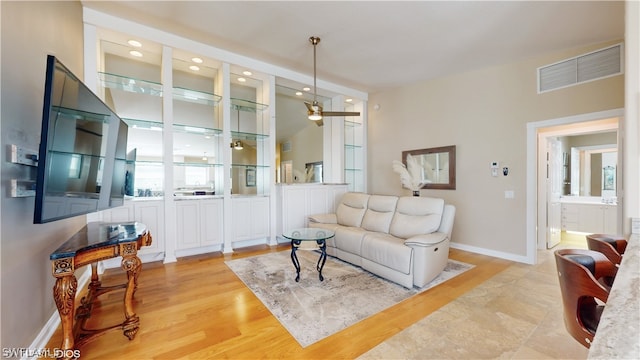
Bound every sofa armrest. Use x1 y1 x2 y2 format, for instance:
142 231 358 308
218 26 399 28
308 213 338 224
404 232 448 247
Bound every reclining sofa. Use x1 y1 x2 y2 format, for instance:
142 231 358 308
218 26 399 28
308 192 455 288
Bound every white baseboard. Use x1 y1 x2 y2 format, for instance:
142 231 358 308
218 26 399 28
232 237 268 249
100 252 167 269
450 241 534 264
26 267 92 360
175 245 223 258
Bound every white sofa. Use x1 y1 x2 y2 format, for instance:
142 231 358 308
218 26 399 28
308 192 455 289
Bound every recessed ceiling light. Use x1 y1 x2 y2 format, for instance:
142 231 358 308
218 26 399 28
295 91 303 96
192 57 203 63
303 87 311 92
346 98 353 102
189 65 200 71
127 40 142 47
243 70 252 76
237 77 246 82
129 50 143 57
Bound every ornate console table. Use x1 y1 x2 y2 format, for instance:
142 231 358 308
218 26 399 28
50 222 152 359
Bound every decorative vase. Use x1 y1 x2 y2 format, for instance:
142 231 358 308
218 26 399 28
413 190 420 197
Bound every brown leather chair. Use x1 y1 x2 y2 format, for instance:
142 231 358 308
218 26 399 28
586 233 627 265
554 249 618 348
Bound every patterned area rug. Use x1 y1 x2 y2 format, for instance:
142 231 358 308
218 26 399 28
225 250 474 347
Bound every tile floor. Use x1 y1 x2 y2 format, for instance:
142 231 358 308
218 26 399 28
359 233 591 359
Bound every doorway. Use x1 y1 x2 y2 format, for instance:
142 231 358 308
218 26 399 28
526 109 624 264
281 160 293 183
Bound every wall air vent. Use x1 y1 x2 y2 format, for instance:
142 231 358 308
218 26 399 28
537 43 623 93
282 141 292 152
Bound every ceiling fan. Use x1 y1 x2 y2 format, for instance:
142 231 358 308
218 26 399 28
305 36 360 126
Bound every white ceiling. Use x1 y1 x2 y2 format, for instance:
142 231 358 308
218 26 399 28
82 1 624 94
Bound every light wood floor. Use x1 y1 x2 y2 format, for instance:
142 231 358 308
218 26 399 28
44 245 513 359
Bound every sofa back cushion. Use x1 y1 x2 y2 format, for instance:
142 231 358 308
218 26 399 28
389 197 444 238
361 195 398 233
336 192 370 227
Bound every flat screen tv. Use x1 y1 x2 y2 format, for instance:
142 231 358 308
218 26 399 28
34 55 132 224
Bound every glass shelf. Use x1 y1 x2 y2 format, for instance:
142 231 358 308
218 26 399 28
173 87 221 106
123 118 163 130
345 144 363 149
230 130 269 141
52 106 110 123
231 98 268 112
231 164 269 169
98 72 163 97
174 161 223 167
48 149 104 160
173 124 222 137
345 119 363 128
134 160 163 165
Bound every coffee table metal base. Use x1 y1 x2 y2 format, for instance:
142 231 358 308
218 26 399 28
290 239 327 282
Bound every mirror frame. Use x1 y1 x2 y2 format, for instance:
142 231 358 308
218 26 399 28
402 145 456 190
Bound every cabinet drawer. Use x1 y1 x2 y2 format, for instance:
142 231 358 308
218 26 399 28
562 212 578 223
562 221 578 231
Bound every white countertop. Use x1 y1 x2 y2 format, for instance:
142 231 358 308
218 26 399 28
588 234 640 359
560 196 617 205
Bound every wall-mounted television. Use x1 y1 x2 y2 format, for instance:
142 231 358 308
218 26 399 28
34 55 132 224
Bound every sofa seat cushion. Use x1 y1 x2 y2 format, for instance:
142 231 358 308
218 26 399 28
390 197 444 239
361 233 413 275
335 227 368 256
361 195 398 233
335 192 370 227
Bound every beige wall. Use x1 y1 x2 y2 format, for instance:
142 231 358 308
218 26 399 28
368 41 624 258
1 1 85 349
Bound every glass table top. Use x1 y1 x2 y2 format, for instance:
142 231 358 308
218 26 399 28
282 228 335 241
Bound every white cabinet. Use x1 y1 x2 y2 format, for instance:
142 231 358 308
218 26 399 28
175 198 223 253
561 202 617 234
602 206 618 234
232 197 269 243
276 183 348 237
561 204 579 231
132 201 165 255
100 199 165 257
578 204 618 234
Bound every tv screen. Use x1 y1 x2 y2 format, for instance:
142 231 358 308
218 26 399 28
34 55 129 224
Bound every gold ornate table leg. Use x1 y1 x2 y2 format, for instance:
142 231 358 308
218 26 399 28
52 258 77 359
120 243 142 340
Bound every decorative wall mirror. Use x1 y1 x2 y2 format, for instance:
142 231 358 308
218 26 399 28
402 145 456 190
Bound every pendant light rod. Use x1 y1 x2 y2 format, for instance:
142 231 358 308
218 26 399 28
309 36 320 104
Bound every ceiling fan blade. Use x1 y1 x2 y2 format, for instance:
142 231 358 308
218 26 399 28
304 101 313 112
304 101 323 112
321 111 361 117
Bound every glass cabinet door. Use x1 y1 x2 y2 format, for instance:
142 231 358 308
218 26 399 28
344 101 364 192
230 73 269 195
172 56 223 197
98 39 164 198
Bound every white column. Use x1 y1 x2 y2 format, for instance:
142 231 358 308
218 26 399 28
162 45 177 263
221 63 234 253
624 0 640 235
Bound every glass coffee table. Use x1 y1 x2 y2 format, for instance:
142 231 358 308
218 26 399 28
282 228 335 282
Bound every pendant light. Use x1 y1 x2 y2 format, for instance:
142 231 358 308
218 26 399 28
231 108 243 150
